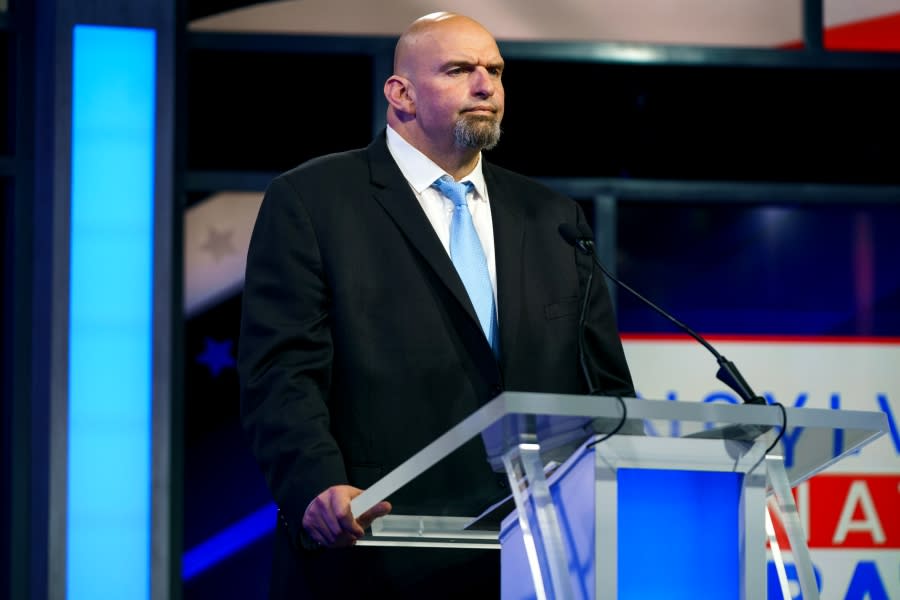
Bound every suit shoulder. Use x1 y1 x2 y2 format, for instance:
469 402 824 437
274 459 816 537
274 147 369 190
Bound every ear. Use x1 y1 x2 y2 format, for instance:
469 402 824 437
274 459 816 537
384 75 415 115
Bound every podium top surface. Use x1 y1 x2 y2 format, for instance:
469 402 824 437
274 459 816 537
351 391 888 518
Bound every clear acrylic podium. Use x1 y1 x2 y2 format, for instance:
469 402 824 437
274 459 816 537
350 392 888 599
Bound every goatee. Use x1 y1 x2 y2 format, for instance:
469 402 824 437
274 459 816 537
454 115 502 151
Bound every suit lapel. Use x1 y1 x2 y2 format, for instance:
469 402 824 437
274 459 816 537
366 135 483 334
484 164 525 365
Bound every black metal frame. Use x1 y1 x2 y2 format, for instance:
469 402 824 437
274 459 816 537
189 28 900 69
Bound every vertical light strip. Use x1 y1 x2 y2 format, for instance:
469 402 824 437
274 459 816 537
68 25 156 600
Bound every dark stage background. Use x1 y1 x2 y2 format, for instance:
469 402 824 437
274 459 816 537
181 44 900 597
3 1 900 599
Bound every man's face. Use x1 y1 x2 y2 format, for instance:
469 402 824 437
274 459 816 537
408 20 505 151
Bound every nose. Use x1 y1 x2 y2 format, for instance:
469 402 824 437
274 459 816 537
472 66 496 98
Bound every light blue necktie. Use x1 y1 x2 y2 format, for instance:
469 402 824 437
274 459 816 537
432 175 499 353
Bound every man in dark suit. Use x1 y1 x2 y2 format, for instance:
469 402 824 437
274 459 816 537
238 11 635 598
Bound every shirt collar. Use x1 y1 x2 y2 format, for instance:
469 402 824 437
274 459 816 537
386 125 488 202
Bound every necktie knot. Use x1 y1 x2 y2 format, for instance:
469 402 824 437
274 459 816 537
433 175 473 209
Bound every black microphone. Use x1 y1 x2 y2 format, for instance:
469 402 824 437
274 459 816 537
559 222 768 406
572 234 597 395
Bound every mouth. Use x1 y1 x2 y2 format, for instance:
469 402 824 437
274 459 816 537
463 106 497 115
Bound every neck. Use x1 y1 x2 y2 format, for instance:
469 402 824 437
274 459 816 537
434 150 480 180
388 121 480 180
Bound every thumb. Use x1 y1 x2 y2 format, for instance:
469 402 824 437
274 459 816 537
357 500 392 530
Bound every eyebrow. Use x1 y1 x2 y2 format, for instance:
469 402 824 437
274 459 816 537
440 59 505 72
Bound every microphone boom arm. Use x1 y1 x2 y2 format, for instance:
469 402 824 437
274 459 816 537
559 223 767 405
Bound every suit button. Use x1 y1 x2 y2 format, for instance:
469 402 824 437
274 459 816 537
496 474 509 489
491 384 503 396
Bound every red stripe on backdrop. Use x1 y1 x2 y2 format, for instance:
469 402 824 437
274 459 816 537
769 475 900 550
621 333 900 345
779 11 900 51
825 12 900 52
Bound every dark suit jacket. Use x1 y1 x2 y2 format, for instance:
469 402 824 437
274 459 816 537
237 131 634 596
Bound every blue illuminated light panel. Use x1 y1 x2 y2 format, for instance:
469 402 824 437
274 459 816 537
68 25 156 600
618 469 742 599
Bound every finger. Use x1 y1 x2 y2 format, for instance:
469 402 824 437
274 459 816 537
318 497 350 540
304 507 352 548
331 492 364 538
305 495 343 544
357 501 392 530
302 516 333 547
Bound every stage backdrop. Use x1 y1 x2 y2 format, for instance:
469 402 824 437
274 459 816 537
179 7 900 594
624 335 898 599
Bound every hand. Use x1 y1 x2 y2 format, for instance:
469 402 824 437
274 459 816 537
301 485 392 549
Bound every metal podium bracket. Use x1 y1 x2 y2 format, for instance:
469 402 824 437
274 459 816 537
766 455 819 600
503 442 575 600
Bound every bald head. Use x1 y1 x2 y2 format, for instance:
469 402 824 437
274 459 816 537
394 12 495 76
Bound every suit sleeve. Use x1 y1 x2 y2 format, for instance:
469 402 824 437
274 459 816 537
237 175 347 547
574 203 637 399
